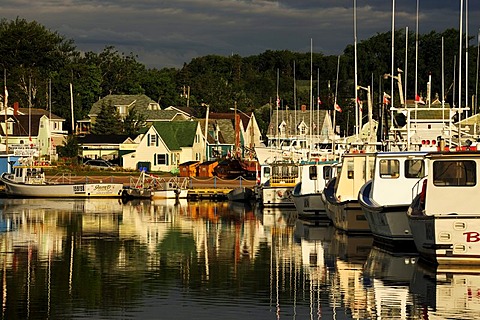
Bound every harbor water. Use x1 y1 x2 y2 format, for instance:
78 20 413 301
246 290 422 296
0 198 478 319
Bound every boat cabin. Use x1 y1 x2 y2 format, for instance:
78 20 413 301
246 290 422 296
420 151 480 216
335 152 375 202
370 151 427 206
11 165 46 185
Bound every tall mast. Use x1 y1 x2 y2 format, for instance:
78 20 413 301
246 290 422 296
309 38 313 152
354 0 359 140
415 0 419 100
465 0 469 118
405 27 408 104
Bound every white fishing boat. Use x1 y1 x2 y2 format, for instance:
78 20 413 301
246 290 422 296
358 151 427 249
407 150 480 264
0 158 124 198
261 161 300 207
322 151 375 233
292 159 338 218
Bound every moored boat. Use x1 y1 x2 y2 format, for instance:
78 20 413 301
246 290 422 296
261 161 300 207
407 150 480 264
358 151 427 250
323 151 375 233
292 159 338 219
227 186 254 202
0 158 124 198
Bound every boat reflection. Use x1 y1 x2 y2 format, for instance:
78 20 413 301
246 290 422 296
363 246 418 319
410 262 480 319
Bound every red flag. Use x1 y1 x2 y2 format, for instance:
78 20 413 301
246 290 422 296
357 97 363 112
383 92 391 105
317 97 322 105
334 103 342 112
415 94 425 105
276 96 280 108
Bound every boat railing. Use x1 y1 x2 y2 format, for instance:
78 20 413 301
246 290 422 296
411 176 427 200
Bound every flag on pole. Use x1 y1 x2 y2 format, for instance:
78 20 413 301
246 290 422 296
276 96 280 108
317 96 322 105
3 86 7 108
334 103 342 112
415 94 425 105
383 92 391 105
357 97 363 112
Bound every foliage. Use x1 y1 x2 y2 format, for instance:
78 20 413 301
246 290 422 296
91 102 122 135
57 134 79 159
0 17 478 137
122 106 146 136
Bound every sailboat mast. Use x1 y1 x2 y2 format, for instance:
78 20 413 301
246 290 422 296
465 0 469 118
391 0 395 112
405 27 408 104
310 38 313 153
415 0 419 100
476 28 480 114
3 69 7 154
354 0 359 139
293 61 297 136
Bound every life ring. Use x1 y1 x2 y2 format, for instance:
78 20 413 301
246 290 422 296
277 190 283 198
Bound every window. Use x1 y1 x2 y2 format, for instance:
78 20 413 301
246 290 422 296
263 167 271 179
405 159 425 178
309 166 317 180
433 160 476 186
156 154 168 165
150 134 156 145
379 159 400 178
323 166 333 180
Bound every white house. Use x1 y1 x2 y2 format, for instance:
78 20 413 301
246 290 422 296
122 121 204 172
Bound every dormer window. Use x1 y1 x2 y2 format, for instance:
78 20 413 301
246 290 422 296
117 105 127 116
148 103 160 110
279 121 287 135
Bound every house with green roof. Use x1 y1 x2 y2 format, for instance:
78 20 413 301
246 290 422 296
122 120 204 172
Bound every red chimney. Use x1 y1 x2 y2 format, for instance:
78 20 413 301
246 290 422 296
13 102 19 116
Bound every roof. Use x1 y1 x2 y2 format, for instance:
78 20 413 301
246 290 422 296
17 108 65 120
199 118 235 144
268 109 331 135
209 112 252 131
89 94 158 116
152 121 199 150
2 115 43 137
77 134 134 144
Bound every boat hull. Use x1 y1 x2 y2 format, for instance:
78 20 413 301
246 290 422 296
1 175 123 198
262 186 295 207
292 193 328 218
408 208 480 265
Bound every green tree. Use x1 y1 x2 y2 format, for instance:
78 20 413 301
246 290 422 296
122 106 146 136
57 134 79 159
91 102 122 135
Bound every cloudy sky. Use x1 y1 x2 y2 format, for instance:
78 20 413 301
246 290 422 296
2 1 479 69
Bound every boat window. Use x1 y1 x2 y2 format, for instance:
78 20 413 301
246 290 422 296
323 166 333 180
405 159 425 178
347 159 354 179
263 167 271 179
433 160 476 186
379 159 400 179
309 166 317 180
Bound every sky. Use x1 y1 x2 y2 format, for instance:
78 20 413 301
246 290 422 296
2 0 480 69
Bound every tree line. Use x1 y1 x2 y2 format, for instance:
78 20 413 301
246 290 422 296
0 17 477 138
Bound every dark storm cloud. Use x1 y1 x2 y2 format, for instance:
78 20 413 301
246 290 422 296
1 0 479 68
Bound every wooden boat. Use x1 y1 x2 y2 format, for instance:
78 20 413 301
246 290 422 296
227 186 253 202
214 159 257 180
322 151 375 233
292 160 338 218
0 158 123 198
407 150 480 265
358 151 427 249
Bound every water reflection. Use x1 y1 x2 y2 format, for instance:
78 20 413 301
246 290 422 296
0 198 477 319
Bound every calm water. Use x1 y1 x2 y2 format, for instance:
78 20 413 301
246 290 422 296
0 198 478 319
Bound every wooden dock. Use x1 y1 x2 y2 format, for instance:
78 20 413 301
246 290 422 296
187 188 232 200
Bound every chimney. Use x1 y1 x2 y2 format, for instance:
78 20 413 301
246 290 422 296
13 102 19 116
